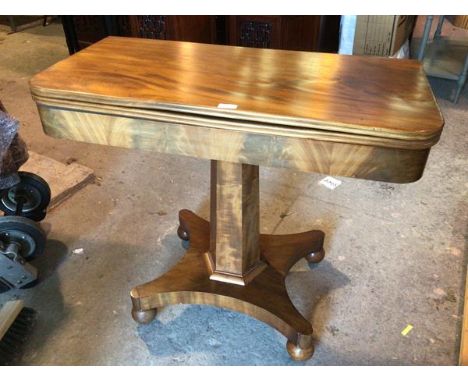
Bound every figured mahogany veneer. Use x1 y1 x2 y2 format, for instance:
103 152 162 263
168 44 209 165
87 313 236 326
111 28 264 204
131 207 324 361
30 37 444 361
31 36 443 141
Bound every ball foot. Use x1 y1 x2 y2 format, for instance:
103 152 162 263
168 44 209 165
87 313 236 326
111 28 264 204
286 335 314 361
305 248 325 264
177 225 189 241
132 308 157 324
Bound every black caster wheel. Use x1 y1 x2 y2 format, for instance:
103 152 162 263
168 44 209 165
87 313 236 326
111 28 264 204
0 216 46 260
0 172 51 221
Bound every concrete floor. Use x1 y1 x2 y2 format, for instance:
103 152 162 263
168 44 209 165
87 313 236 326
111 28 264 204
0 20 466 366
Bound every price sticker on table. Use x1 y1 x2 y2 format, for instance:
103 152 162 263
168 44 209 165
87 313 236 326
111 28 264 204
319 176 342 190
217 103 238 110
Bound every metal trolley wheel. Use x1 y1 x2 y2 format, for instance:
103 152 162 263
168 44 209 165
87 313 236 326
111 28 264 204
0 171 51 221
0 216 46 293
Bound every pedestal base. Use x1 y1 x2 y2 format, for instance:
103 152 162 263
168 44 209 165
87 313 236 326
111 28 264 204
131 209 325 361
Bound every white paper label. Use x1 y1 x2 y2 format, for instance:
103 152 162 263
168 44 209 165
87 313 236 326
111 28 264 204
217 103 238 110
319 176 342 190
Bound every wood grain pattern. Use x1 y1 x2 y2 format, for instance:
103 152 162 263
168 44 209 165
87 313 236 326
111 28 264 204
33 96 440 148
0 300 24 340
209 161 265 285
131 209 325 360
30 36 444 142
21 151 94 210
36 104 430 183
29 37 445 360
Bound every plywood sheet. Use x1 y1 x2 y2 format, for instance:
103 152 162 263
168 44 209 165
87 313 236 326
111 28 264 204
21 151 94 210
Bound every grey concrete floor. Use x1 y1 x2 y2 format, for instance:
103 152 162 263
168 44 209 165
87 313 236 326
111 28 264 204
0 20 467 366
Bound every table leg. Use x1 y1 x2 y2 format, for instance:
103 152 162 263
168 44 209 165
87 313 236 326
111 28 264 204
130 160 325 361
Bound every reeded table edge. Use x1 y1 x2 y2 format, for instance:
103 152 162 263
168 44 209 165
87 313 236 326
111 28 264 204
30 82 444 146
31 92 443 151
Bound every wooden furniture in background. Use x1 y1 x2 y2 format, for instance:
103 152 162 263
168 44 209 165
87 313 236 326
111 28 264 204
61 16 111 53
62 16 221 54
227 16 338 52
61 15 340 54
115 16 217 43
30 37 444 360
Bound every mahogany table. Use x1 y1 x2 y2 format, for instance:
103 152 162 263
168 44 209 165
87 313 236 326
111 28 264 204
30 37 444 361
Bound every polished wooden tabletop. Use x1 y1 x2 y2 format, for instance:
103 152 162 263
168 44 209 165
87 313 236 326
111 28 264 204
30 36 443 142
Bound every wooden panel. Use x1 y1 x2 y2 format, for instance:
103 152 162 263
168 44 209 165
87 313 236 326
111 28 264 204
63 16 334 53
229 16 282 49
115 15 133 37
166 16 216 43
30 37 444 142
33 95 440 149
129 16 167 39
209 161 264 285
35 104 431 184
280 16 321 51
115 16 216 43
317 16 341 53
0 301 23 340
21 151 94 210
70 16 108 49
228 16 322 51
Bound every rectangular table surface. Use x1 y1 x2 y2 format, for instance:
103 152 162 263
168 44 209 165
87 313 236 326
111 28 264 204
30 36 443 143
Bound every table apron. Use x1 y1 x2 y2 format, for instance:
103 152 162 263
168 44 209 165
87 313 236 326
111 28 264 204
37 104 430 184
